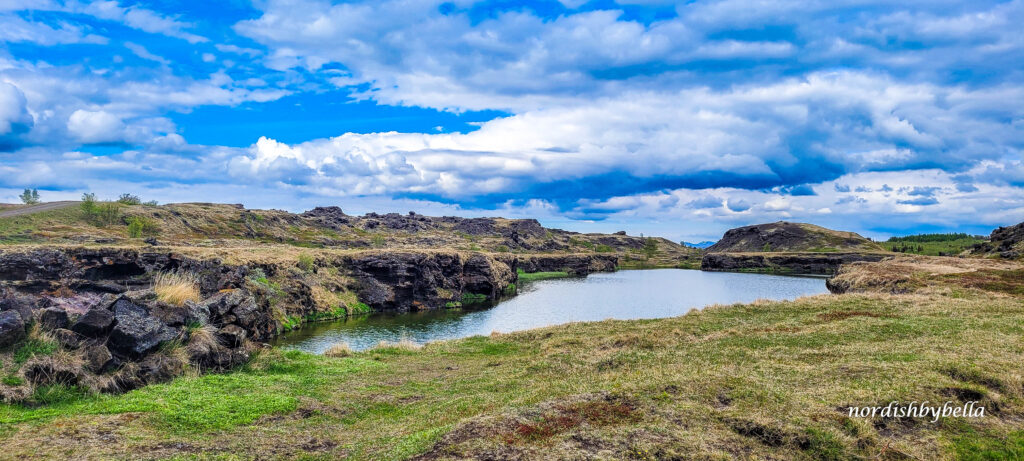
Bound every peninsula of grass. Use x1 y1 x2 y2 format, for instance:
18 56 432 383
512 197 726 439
1 256 1022 459
516 268 571 282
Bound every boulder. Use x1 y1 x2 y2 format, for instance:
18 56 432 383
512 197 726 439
0 310 26 348
229 296 261 330
0 295 34 326
107 299 179 358
52 328 81 349
139 353 185 384
217 324 247 348
39 307 70 331
84 345 114 373
71 307 115 337
201 290 250 319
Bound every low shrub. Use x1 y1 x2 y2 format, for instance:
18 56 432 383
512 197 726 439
297 253 315 273
126 216 158 237
116 193 141 205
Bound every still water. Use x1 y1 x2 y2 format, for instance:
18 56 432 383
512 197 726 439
273 269 828 353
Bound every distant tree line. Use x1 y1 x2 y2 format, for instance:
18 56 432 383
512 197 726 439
886 233 982 243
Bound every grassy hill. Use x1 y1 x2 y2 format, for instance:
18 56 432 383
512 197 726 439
882 233 986 256
706 221 885 253
0 201 701 268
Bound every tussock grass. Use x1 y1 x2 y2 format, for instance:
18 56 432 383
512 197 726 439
324 342 352 357
153 271 201 306
370 338 422 352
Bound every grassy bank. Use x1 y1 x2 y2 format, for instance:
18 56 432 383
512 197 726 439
516 268 571 282
1 258 1023 459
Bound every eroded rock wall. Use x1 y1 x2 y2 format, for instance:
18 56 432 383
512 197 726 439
700 252 888 275
0 247 619 398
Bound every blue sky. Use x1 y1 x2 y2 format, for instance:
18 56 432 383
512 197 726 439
1 0 1023 242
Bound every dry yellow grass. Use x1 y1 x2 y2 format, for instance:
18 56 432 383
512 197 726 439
371 338 422 351
153 271 201 306
323 342 352 357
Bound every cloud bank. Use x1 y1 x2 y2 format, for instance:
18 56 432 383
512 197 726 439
1 0 1023 241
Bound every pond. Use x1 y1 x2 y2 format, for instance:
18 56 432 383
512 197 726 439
272 269 829 353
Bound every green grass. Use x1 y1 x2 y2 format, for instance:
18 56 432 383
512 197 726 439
517 268 571 282
882 236 985 256
1 264 1022 459
460 292 488 305
12 337 58 365
0 205 86 243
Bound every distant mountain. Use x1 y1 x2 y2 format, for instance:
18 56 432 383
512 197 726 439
682 241 716 249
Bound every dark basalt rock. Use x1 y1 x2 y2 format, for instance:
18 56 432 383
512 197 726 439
39 307 69 331
454 218 498 236
0 310 25 348
71 306 115 337
505 254 618 276
139 353 185 384
971 221 1024 259
700 252 888 275
302 207 353 230
0 244 619 397
108 299 179 358
84 344 114 373
0 294 35 326
52 328 81 349
217 324 247 348
347 251 516 312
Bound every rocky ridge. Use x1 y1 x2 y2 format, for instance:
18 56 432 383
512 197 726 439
0 246 617 401
970 221 1024 259
706 221 883 253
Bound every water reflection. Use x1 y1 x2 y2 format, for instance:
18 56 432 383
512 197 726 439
273 269 828 353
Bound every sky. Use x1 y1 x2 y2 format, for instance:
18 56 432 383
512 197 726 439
1 0 1023 243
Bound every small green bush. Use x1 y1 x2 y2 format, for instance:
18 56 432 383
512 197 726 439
117 193 141 205
372 234 386 248
496 245 510 252
81 193 122 226
297 253 315 273
126 216 158 237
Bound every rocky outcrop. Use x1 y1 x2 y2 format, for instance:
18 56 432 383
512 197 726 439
502 254 618 276
701 252 888 275
344 252 514 312
970 221 1024 259
0 246 619 398
341 252 617 312
707 222 883 253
